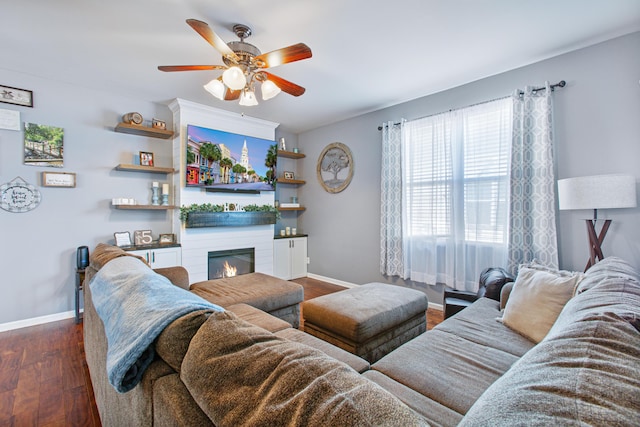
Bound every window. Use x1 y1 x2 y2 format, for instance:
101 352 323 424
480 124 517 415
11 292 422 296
401 98 512 289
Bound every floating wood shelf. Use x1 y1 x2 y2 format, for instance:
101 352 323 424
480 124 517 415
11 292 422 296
278 207 306 211
113 205 176 210
277 150 305 159
115 164 175 174
277 178 306 185
115 123 174 139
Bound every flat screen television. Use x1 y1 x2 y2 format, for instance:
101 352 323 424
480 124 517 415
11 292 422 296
186 124 277 193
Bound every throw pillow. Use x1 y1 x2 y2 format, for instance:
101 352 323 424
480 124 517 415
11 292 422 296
500 264 583 343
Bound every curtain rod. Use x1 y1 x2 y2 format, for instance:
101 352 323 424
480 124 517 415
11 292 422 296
377 80 566 130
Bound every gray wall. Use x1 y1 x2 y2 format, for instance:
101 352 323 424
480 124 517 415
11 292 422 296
297 32 640 305
0 70 175 325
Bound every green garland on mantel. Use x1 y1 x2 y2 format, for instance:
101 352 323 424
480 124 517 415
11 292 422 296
179 203 280 222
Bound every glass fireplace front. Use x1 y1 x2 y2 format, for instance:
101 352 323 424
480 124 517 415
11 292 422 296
208 248 255 279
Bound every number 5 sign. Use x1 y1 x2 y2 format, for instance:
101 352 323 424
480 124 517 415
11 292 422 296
134 230 153 245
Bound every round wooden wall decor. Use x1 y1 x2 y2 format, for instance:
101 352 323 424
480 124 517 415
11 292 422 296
316 142 354 193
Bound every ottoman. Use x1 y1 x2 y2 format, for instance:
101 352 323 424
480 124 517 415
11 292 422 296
302 282 428 363
190 272 304 328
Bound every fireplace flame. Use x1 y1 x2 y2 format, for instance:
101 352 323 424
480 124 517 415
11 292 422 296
223 261 237 277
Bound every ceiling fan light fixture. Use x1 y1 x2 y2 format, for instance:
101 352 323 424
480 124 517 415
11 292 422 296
203 78 225 100
222 66 246 90
239 88 258 106
261 79 281 100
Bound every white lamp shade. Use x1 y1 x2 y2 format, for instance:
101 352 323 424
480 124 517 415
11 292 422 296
261 80 281 100
222 67 246 90
203 79 225 100
558 174 637 210
239 89 258 106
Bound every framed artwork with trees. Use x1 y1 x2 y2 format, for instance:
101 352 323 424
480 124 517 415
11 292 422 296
316 142 354 193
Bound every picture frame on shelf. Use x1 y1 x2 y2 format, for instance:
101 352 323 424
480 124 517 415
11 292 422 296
41 171 76 188
134 230 153 246
0 84 33 107
139 151 154 167
283 171 295 180
159 233 176 244
114 231 132 247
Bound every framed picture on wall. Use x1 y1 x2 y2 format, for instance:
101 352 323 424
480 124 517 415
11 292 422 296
0 84 33 107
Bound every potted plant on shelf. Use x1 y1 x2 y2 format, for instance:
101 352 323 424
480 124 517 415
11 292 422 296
180 203 280 228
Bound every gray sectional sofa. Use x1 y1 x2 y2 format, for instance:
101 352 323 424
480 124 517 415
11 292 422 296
84 243 640 426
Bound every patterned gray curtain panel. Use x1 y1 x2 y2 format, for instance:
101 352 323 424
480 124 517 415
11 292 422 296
380 120 405 277
508 83 559 272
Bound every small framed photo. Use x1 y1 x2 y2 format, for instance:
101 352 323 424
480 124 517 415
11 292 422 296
0 84 33 107
114 231 132 247
152 118 166 130
139 151 154 167
133 230 153 246
283 171 295 180
41 171 76 188
159 233 176 244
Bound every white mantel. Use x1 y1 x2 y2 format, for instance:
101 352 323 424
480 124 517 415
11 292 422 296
168 99 279 283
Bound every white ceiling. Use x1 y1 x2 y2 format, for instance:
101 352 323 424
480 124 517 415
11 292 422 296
2 0 639 133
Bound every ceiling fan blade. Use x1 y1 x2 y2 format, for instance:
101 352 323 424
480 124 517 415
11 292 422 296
186 19 240 63
158 65 227 72
253 43 312 68
262 72 306 97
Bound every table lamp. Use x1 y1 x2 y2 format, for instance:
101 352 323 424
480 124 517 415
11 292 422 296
558 174 636 271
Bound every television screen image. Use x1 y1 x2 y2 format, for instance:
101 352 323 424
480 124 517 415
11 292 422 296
186 124 277 193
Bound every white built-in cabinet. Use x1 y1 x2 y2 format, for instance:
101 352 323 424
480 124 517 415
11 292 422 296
127 246 182 269
273 236 307 280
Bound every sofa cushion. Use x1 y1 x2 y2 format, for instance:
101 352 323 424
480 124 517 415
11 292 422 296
435 298 535 357
576 256 640 294
363 370 464 426
274 328 370 373
226 303 291 332
372 329 519 415
190 272 304 311
155 309 215 372
153 374 213 427
460 311 640 426
500 263 583 342
181 311 428 426
154 266 190 290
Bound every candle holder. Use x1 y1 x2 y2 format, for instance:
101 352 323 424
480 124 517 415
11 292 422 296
151 187 160 206
161 194 169 206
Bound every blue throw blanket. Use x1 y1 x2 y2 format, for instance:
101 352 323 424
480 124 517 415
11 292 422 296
89 256 223 393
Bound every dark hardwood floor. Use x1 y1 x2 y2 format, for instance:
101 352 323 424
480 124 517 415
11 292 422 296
0 278 443 426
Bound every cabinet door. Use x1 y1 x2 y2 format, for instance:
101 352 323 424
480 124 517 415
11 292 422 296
150 247 182 268
273 239 291 280
127 249 150 264
289 237 308 279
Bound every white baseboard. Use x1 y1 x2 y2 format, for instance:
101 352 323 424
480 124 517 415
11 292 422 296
306 273 359 288
429 302 443 311
0 310 79 333
304 273 443 311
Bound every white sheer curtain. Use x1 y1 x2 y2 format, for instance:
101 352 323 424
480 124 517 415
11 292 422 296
508 83 559 271
381 99 512 291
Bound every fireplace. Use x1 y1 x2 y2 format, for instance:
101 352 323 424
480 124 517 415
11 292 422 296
208 248 255 279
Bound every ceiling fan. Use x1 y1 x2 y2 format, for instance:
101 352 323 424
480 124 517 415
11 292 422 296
158 19 312 106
